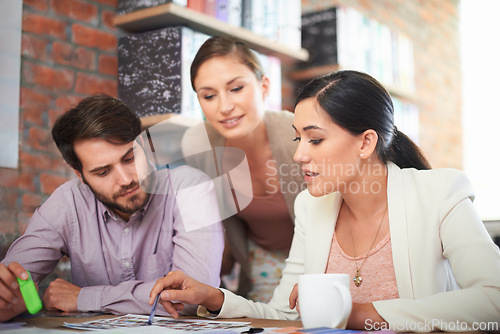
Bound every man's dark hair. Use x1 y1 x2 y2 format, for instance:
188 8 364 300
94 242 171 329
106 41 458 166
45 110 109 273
52 93 141 172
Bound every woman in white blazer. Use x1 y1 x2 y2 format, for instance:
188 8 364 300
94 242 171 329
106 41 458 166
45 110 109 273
150 70 500 331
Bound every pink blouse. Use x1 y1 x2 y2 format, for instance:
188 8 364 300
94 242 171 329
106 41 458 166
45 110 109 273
325 232 399 303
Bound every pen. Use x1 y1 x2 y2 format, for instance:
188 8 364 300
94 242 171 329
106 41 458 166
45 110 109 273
147 292 161 325
148 274 166 325
242 328 264 333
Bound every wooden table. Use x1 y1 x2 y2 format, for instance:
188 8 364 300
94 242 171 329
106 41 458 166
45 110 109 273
10 312 303 332
9 312 485 333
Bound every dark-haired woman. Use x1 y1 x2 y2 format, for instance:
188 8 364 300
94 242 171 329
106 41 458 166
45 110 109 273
153 70 500 330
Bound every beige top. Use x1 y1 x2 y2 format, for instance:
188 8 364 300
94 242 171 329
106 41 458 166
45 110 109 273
325 233 399 303
182 110 303 296
236 191 294 252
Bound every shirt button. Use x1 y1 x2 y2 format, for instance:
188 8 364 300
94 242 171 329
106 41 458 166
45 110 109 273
124 227 130 233
125 261 131 268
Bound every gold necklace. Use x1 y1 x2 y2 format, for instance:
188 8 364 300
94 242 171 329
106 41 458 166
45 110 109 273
346 204 388 287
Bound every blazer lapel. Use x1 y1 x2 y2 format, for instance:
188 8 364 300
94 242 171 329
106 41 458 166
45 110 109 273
387 162 414 299
305 192 342 273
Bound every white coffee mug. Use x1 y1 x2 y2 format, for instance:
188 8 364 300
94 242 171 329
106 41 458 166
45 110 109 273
298 273 352 329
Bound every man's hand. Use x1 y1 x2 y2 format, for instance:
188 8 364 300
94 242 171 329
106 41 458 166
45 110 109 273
149 270 224 318
0 262 30 322
42 278 81 312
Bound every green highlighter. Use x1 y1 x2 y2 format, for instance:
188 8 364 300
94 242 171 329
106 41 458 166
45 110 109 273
17 271 43 314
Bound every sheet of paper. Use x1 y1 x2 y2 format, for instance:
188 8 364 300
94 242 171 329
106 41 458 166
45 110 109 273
0 322 26 331
63 314 251 332
3 328 69 334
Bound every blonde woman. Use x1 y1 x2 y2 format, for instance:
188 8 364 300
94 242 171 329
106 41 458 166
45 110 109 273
182 36 303 302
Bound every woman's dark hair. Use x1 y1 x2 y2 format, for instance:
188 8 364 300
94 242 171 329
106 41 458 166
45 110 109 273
295 70 431 170
51 93 141 172
190 35 264 90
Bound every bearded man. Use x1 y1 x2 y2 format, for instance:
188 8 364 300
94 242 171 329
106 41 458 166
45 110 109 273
0 93 224 321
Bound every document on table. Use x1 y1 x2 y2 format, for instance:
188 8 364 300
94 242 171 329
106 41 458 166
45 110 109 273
63 314 252 333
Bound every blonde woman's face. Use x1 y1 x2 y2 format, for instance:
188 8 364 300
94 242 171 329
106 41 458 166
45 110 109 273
193 55 269 141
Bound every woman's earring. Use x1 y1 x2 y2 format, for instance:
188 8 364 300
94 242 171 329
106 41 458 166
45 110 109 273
360 153 364 158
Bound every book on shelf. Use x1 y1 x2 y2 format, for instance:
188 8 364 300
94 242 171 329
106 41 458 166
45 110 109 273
117 0 301 52
242 0 263 36
117 0 187 16
227 0 242 27
397 33 415 93
189 0 242 27
277 0 302 51
300 6 415 95
204 0 217 17
393 97 419 144
215 0 229 22
241 0 301 50
118 26 209 120
261 0 278 41
187 0 204 13
257 53 282 112
301 7 338 68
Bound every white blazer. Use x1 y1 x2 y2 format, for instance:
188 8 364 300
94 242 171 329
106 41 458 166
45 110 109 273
202 163 500 331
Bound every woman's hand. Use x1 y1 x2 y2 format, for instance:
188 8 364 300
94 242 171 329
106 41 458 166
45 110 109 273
149 270 224 318
288 284 386 330
288 283 300 314
347 303 387 330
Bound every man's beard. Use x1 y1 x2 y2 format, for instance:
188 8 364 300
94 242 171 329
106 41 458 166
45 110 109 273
82 176 152 215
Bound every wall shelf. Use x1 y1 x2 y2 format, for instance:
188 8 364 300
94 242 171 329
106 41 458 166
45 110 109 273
289 64 417 101
288 64 340 81
113 3 309 64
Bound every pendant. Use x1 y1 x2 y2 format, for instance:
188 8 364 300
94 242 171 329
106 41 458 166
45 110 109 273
353 272 363 287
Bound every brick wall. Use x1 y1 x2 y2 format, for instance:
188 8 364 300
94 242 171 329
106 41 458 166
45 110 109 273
295 0 462 170
0 0 119 259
